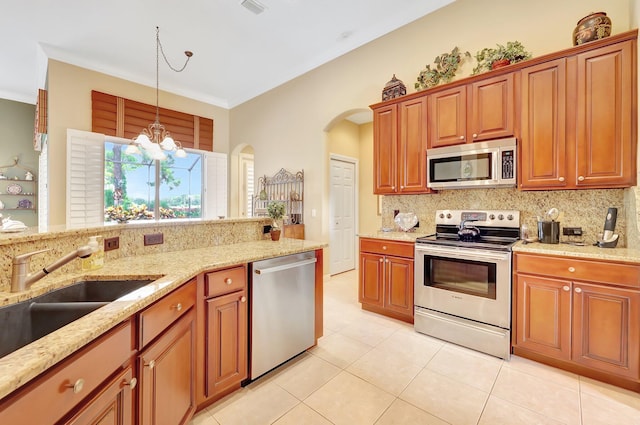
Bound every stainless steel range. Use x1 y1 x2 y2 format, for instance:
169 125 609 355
414 209 520 359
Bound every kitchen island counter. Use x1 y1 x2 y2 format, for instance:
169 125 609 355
0 237 326 400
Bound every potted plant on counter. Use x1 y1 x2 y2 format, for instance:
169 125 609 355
267 201 286 241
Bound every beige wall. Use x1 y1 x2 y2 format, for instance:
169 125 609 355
47 60 230 225
229 0 632 272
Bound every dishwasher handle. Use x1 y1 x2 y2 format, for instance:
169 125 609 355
254 257 317 275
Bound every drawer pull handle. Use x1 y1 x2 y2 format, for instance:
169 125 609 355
225 278 233 285
568 267 575 272
240 296 247 303
173 303 183 312
145 360 156 369
123 377 137 390
575 287 582 293
67 378 85 394
562 285 570 292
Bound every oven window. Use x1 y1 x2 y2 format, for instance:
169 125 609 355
425 256 497 299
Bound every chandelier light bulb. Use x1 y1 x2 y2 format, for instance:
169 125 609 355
175 148 187 158
125 143 141 155
160 136 176 151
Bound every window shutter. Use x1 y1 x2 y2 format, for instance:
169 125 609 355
66 129 105 228
204 152 227 219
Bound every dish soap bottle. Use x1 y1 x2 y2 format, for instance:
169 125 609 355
82 236 104 270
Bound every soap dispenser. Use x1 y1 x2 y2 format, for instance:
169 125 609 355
82 236 104 270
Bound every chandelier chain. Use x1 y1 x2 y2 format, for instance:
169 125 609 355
156 26 192 73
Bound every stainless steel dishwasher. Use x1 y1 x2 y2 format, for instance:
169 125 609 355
250 251 317 380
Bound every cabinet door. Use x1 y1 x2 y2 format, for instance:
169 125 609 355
139 310 196 425
519 59 568 189
428 85 466 147
575 40 636 188
373 104 398 194
398 96 428 193
63 367 135 425
205 290 248 397
469 73 514 141
572 282 640 379
515 274 571 360
384 256 414 318
359 252 384 307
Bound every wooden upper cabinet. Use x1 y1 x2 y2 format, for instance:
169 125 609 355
398 96 428 193
373 104 398 194
519 59 568 189
428 85 466 147
428 74 514 148
469 73 515 142
574 41 637 188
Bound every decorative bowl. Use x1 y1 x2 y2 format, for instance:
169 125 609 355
394 212 418 232
573 12 611 45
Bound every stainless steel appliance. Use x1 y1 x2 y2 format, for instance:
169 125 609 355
427 138 517 189
414 210 520 359
250 252 317 379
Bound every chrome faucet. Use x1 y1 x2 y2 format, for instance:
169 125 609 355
11 245 93 292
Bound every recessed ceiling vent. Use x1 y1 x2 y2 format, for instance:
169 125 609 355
241 0 266 15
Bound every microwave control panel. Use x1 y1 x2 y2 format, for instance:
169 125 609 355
501 150 515 179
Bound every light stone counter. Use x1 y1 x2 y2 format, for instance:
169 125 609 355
0 238 326 400
513 241 640 263
358 230 431 242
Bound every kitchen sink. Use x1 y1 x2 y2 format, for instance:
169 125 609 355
0 279 154 358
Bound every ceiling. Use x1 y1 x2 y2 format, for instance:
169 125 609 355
2 0 453 108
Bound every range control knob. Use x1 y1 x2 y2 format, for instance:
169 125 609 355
446 213 452 219
507 214 514 220
439 213 445 219
497 214 504 220
489 214 495 220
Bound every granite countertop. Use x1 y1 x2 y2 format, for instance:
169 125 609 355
0 238 326 400
358 230 431 242
513 241 640 263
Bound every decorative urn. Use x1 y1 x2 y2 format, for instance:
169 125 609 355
382 74 407 101
573 12 612 45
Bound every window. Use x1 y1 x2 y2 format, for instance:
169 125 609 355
104 140 203 222
66 129 227 229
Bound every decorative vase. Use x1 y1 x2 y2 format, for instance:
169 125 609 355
491 59 511 70
573 12 612 45
270 228 281 241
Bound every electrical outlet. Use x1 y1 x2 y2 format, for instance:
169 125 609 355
144 233 164 246
263 225 272 234
562 227 583 236
104 236 119 251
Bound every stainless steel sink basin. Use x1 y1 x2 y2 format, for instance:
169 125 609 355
0 279 154 358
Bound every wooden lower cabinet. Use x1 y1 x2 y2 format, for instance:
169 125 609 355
138 309 196 425
359 238 414 322
62 367 135 425
513 252 640 390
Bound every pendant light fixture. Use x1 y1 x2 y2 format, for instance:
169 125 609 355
126 26 193 160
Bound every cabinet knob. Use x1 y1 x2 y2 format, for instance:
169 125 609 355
400 185 404 189
575 287 582 293
145 360 156 369
382 246 387 250
123 377 137 390
578 176 585 182
562 285 570 292
558 177 565 182
379 258 384 263
391 186 395 190
225 278 233 285
568 267 575 272
240 296 247 303
459 136 465 140
472 133 478 138
385 259 389 263
67 378 85 394
172 303 183 312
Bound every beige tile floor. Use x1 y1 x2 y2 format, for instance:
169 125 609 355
191 270 640 425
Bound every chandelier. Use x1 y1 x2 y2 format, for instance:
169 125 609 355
126 27 193 160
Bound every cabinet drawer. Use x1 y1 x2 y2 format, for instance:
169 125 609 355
360 238 414 258
515 253 640 288
139 280 196 348
0 320 134 424
205 266 246 298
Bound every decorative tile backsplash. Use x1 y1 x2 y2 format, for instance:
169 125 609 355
381 187 628 246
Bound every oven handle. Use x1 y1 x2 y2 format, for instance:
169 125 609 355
415 245 511 262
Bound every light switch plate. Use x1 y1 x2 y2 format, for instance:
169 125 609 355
144 233 164 246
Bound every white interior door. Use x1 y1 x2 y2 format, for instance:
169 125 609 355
330 157 356 275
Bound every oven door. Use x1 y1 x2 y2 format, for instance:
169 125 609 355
414 244 512 328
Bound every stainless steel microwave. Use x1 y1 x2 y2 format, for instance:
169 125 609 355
427 138 517 189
